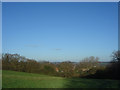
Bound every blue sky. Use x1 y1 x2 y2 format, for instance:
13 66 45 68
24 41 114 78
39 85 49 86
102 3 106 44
2 2 118 62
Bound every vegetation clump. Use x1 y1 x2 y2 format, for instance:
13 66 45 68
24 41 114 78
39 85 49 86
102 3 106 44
2 51 120 79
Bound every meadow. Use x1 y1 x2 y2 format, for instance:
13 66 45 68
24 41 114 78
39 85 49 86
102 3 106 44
2 70 120 88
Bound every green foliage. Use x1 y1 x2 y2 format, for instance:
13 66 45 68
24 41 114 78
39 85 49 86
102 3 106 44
3 53 114 79
41 64 56 75
2 53 57 76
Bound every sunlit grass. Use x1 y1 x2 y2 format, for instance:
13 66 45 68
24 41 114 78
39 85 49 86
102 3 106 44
2 70 120 88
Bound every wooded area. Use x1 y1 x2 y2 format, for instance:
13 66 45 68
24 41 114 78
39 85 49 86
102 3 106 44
2 51 120 79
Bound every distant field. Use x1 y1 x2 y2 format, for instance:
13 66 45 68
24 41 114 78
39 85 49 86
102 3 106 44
2 70 120 88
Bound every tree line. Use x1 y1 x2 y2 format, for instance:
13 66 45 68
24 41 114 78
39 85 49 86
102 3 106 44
2 51 120 79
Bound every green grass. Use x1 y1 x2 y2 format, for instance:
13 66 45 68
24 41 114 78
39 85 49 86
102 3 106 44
2 70 120 88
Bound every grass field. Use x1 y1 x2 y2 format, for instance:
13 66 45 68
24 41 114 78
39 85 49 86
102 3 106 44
2 70 120 88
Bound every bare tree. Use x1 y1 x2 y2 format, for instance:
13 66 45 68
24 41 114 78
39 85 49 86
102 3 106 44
76 56 99 77
58 61 74 77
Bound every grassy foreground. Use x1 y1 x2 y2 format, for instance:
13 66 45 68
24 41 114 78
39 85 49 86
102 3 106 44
2 70 120 88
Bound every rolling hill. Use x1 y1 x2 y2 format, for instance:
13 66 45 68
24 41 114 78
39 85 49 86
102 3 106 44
2 70 120 88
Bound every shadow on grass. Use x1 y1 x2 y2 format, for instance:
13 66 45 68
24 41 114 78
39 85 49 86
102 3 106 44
63 67 120 88
65 61 120 88
64 77 120 88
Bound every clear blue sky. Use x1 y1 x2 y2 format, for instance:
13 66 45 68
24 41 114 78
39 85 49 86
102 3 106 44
2 2 118 62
